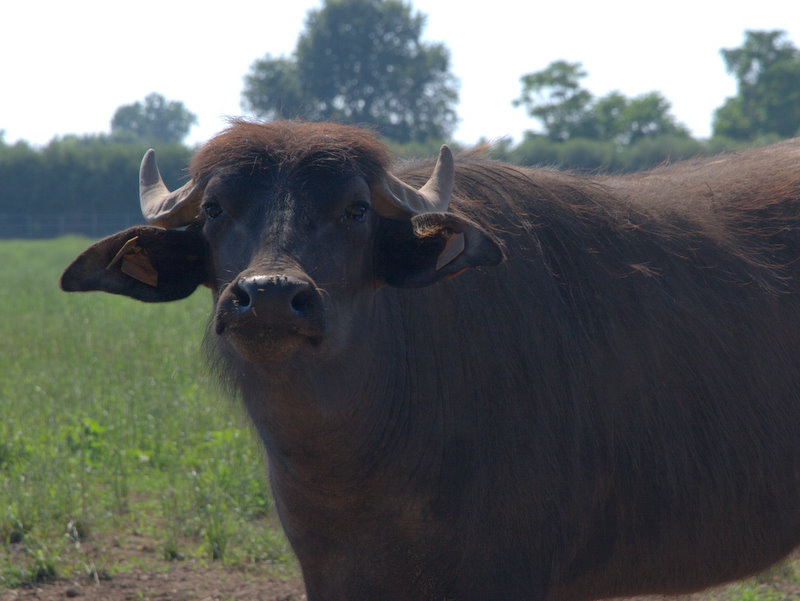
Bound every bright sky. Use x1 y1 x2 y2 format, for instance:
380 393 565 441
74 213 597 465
2 1 798 148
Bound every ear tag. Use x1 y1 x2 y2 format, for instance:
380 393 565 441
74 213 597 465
435 232 465 271
106 236 159 287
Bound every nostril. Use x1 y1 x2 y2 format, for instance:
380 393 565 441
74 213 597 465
290 288 319 316
232 280 254 310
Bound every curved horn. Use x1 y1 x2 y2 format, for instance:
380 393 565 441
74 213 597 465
139 149 203 228
374 145 455 219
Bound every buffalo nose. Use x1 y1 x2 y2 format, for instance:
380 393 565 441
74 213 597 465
216 273 326 339
231 274 323 323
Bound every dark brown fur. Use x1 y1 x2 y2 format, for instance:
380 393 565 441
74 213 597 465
61 123 800 601
190 119 391 188
385 144 800 599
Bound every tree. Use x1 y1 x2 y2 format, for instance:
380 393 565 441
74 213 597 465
590 91 629 142
513 61 594 141
712 30 800 140
241 56 312 121
514 61 688 145
617 92 690 145
111 93 198 144
242 0 459 143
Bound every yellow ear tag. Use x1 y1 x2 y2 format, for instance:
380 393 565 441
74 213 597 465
106 236 159 287
435 232 465 271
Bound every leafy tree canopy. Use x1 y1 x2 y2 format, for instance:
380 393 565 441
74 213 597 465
713 30 800 140
514 60 689 145
513 61 595 142
241 0 459 143
111 93 198 144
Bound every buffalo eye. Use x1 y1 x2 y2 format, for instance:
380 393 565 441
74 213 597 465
342 202 369 223
203 202 223 219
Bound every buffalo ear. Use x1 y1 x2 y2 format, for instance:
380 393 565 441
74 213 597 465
60 225 210 302
376 212 504 288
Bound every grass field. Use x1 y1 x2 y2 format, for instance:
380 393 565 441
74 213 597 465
0 237 292 590
4 238 800 600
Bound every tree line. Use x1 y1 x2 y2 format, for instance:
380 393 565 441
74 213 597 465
0 134 191 217
1 0 799 236
489 29 800 170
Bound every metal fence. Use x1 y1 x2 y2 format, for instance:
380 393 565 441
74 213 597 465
0 213 144 239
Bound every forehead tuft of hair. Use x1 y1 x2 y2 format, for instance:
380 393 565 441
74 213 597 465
190 119 392 186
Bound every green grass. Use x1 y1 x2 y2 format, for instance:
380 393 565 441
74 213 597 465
0 237 292 589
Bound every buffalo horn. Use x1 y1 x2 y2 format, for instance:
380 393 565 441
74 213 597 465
139 149 203 228
375 145 454 219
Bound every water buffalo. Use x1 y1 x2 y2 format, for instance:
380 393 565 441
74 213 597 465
61 120 800 601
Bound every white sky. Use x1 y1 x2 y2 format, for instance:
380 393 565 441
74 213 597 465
1 1 798 148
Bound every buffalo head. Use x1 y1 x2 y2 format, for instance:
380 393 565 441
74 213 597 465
61 121 503 363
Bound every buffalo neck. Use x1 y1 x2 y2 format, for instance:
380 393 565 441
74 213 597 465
212 290 447 499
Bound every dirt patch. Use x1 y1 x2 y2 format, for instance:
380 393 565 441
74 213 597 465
7 570 800 601
5 546 800 601
0 528 305 601
0 565 305 601
7 571 800 601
